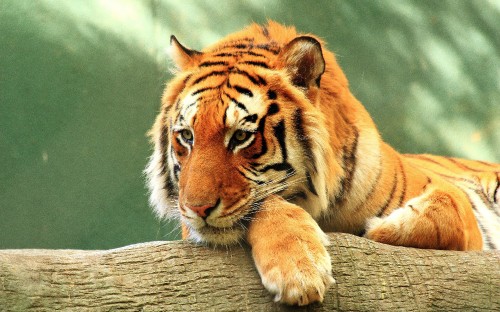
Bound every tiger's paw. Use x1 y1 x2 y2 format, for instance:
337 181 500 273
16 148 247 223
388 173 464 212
251 229 334 306
247 197 335 305
259 244 335 306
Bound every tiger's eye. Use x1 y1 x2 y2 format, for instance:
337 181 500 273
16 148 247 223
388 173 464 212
233 130 249 143
181 129 193 142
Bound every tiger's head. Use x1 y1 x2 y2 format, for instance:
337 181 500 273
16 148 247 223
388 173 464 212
146 22 340 245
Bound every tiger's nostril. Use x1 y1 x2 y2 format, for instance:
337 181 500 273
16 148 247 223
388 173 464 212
185 199 220 219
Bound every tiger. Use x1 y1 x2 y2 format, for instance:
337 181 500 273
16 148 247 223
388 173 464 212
146 21 500 306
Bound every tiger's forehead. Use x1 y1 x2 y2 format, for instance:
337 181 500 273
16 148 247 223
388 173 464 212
175 72 269 131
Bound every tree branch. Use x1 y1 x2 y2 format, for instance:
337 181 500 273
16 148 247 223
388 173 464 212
0 233 498 311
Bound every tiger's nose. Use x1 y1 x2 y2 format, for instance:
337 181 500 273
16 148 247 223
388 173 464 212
185 203 217 219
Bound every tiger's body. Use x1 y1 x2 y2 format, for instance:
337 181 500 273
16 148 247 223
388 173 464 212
146 21 500 305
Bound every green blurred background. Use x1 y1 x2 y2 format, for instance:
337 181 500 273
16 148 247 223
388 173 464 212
1 0 499 250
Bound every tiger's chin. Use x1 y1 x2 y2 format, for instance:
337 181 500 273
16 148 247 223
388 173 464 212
187 223 246 246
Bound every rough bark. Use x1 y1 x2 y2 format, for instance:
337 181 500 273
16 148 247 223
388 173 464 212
0 233 498 311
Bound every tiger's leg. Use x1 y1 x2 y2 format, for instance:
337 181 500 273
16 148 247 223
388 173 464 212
365 187 483 250
246 195 334 306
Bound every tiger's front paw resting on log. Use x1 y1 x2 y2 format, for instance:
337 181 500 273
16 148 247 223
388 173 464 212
247 196 335 306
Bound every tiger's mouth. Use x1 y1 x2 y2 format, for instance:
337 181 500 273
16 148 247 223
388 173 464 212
198 223 242 235
193 223 246 245
184 201 258 245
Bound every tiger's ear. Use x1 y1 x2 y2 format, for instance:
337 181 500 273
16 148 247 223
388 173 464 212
279 36 325 88
169 35 202 70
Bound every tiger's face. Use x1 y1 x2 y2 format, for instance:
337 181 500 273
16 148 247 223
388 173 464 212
147 29 331 245
171 66 308 245
172 78 273 242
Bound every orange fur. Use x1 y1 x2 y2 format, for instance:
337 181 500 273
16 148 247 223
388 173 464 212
146 21 500 305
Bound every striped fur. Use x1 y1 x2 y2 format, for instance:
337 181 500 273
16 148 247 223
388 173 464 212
146 22 500 305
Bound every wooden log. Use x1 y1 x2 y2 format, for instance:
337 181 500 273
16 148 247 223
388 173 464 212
0 233 498 311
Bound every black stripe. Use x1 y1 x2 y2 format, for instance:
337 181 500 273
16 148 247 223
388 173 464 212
397 157 407 206
183 74 192 84
267 103 279 115
376 170 398 217
159 122 169 176
267 90 277 100
192 87 211 96
245 51 267 58
240 113 311 197
234 101 248 112
285 191 308 201
256 74 267 85
256 120 295 175
160 121 176 194
223 92 249 113
233 100 248 113
221 40 279 55
191 84 222 96
163 174 176 194
231 69 267 86
245 164 261 175
494 175 500 203
243 114 258 123
222 107 227 125
184 102 197 111
273 120 287 161
234 85 253 97
173 164 181 181
474 188 499 218
477 160 497 167
444 157 476 171
237 169 264 185
199 61 228 67
306 171 318 196
423 176 432 191
214 50 268 58
335 128 359 203
178 111 185 121
214 52 234 57
406 154 452 169
219 40 254 50
234 43 248 49
251 115 268 159
259 162 295 174
192 71 226 86
256 44 280 54
241 61 269 68
292 109 315 172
